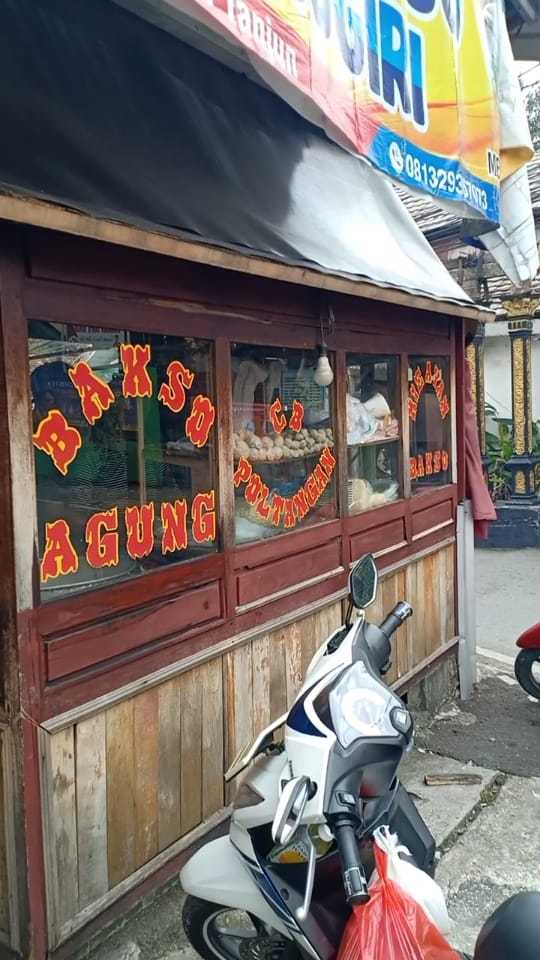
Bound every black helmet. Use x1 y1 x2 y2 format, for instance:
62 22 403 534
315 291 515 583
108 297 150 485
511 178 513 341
474 892 540 960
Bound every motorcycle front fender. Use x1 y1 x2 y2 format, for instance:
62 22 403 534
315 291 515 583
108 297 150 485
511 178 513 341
180 835 293 939
517 621 540 649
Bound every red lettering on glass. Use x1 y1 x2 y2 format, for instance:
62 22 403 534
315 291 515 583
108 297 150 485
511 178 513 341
305 476 318 506
269 398 287 434
289 400 305 433
120 343 153 398
192 491 216 543
185 395 216 448
161 499 188 555
408 361 450 424
284 499 297 529
245 473 264 506
440 395 450 419
125 502 155 559
41 519 79 582
271 494 286 526
69 361 115 426
313 464 328 492
33 409 82 476
86 508 119 568
234 457 252 486
434 379 445 402
319 446 336 478
441 450 449 471
293 488 309 519
255 483 272 520
158 361 195 414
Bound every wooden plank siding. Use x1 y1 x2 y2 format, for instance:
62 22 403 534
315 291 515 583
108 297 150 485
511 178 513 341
0 730 10 941
75 715 108 909
40 541 456 946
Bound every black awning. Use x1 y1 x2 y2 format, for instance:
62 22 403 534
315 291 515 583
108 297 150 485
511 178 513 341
0 0 467 301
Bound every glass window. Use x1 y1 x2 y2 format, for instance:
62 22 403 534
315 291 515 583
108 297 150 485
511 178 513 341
232 344 336 543
408 356 452 492
346 355 401 514
29 321 217 602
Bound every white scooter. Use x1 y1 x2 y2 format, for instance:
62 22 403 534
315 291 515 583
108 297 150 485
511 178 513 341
181 555 435 960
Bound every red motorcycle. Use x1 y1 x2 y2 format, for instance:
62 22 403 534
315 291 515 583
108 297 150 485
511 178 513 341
515 623 540 700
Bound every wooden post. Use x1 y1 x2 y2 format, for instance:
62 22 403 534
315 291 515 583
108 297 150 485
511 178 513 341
466 321 487 460
0 225 44 957
457 500 476 700
505 297 538 500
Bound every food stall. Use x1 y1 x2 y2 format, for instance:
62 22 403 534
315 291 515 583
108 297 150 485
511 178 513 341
0 0 492 957
0 224 483 959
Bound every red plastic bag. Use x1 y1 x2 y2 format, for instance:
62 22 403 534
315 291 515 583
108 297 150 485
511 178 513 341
337 842 461 960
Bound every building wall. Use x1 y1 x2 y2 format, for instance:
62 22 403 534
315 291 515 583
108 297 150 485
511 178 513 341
484 319 540 423
39 541 455 949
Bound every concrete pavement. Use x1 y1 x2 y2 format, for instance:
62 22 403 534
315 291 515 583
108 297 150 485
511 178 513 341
475 548 540 658
416 672 540 778
77 740 536 960
438 775 540 954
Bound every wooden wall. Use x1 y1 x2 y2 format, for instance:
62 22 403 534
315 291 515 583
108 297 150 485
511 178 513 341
0 727 17 950
0 731 9 945
371 542 455 686
40 541 455 949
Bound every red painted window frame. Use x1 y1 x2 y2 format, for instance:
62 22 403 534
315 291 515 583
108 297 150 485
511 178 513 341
14 229 461 719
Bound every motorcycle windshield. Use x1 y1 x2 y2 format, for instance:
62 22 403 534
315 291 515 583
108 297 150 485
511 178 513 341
329 661 404 748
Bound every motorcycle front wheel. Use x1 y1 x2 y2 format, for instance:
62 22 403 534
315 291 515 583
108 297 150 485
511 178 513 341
515 649 540 700
182 896 298 960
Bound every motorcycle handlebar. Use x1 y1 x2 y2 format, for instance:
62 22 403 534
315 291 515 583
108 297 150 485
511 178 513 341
379 601 413 642
334 819 370 907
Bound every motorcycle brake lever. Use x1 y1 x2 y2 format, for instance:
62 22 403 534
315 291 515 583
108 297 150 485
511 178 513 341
295 838 316 922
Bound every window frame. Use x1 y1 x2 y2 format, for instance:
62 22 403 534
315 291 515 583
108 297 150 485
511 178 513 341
30 325 220 607
408 354 453 495
20 260 459 711
344 350 404 517
230 339 339 549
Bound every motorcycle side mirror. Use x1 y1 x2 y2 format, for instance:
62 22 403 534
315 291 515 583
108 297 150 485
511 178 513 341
272 776 312 846
346 555 378 626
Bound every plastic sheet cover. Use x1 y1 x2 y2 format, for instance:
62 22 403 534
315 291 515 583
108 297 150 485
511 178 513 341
0 0 469 304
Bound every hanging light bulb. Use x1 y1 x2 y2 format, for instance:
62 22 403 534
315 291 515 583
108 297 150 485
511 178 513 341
314 344 334 387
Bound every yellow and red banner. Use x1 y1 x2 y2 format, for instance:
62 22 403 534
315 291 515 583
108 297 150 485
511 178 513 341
162 0 500 220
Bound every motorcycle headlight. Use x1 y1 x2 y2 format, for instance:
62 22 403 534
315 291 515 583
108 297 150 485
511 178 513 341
329 662 409 748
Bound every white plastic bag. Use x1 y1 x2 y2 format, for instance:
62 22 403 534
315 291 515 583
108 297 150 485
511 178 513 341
370 826 452 936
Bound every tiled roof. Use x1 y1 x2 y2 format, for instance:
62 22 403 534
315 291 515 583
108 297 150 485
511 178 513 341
397 187 459 235
397 151 540 237
397 152 540 307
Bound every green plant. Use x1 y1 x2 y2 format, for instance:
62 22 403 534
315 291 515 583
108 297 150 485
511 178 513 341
485 420 513 501
533 421 540 493
533 420 540 456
